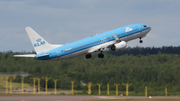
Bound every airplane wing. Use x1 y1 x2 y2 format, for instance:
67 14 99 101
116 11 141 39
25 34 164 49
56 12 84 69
88 42 115 53
88 33 121 53
14 54 36 57
113 33 121 43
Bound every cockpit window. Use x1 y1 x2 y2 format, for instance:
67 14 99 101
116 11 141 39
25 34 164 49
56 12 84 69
144 25 147 27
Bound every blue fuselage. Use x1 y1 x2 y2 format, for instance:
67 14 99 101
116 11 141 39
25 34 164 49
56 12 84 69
36 24 151 60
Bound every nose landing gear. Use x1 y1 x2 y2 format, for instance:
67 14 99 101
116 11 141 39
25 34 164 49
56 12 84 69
139 37 143 43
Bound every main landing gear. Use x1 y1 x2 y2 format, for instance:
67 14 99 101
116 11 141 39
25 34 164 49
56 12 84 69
98 53 104 58
98 51 104 58
86 54 91 59
139 37 143 43
85 53 104 59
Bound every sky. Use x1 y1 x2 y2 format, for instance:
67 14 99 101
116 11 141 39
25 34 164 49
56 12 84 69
0 0 180 52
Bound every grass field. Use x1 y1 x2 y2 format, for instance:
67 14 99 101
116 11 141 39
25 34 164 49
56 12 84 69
0 93 49 96
0 75 33 91
0 75 180 97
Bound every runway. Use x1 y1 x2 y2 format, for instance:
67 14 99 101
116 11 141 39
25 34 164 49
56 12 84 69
1 95 180 101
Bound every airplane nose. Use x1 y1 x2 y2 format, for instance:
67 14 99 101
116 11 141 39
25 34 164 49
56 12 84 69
147 27 151 32
149 27 151 30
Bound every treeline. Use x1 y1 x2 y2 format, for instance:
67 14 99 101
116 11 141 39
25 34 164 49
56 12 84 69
0 46 180 92
109 46 180 56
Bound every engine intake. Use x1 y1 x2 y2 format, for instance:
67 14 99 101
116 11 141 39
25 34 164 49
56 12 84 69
111 41 127 51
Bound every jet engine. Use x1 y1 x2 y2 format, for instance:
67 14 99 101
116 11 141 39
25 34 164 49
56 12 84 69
111 41 127 51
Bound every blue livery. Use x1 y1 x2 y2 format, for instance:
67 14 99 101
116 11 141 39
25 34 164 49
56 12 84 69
14 24 151 60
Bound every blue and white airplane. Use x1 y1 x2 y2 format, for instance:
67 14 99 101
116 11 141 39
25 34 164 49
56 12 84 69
14 24 151 60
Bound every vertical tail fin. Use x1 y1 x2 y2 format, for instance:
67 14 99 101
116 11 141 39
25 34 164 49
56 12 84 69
26 27 62 54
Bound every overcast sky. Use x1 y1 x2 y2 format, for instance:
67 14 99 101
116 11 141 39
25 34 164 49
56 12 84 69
0 0 180 52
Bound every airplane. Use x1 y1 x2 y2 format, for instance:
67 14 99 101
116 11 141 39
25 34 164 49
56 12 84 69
14 24 151 60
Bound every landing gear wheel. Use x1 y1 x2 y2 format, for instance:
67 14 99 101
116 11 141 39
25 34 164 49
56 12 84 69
86 54 92 59
98 54 104 58
139 37 143 43
139 40 143 43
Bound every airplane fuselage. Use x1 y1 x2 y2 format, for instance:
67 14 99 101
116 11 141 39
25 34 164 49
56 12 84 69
35 24 151 60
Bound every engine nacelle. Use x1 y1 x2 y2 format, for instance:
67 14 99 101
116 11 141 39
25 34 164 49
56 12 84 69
111 41 127 51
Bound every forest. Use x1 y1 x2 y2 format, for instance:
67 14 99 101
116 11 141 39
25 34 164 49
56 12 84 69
1 46 180 94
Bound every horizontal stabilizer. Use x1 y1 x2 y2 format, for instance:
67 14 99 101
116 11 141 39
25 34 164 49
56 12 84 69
14 54 36 57
36 54 49 58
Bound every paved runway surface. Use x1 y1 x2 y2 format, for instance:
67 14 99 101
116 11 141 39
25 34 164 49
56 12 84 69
1 95 180 101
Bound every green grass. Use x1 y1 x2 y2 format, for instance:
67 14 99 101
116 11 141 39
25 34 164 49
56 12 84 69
0 75 33 91
0 93 50 96
1 75 180 96
74 90 180 96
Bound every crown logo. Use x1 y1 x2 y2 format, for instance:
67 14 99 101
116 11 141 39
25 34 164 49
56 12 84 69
36 38 41 42
125 27 132 32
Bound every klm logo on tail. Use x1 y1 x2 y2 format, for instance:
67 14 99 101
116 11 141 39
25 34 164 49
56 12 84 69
34 38 45 47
